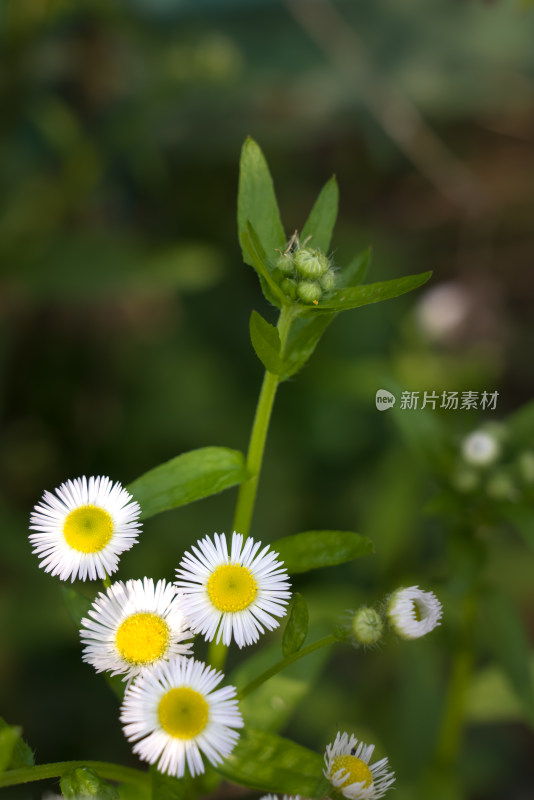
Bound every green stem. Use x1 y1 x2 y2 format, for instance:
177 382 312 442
0 761 150 789
238 633 337 699
102 573 111 590
208 638 228 672
232 305 294 538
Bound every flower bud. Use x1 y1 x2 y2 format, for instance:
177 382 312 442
320 268 336 292
297 281 322 305
294 248 329 279
275 252 296 275
351 606 384 646
281 277 298 300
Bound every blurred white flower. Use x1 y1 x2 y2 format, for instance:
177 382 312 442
387 586 442 640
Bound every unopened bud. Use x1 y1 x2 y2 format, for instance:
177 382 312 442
294 248 329 279
275 253 295 275
281 277 298 300
351 607 384 646
320 268 336 292
297 281 322 305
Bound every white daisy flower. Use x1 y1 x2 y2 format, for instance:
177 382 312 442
29 476 141 582
259 795 301 800
175 532 291 648
120 656 243 777
324 732 395 799
80 578 193 681
387 586 443 640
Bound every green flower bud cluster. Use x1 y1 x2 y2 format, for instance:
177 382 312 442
273 244 336 305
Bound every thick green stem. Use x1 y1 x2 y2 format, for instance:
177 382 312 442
232 305 294 538
238 633 337 699
0 761 149 789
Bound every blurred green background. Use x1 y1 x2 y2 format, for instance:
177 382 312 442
2 0 534 798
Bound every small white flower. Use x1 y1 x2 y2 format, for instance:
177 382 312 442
120 656 243 777
175 532 291 648
259 795 301 800
324 732 395 799
80 578 193 681
29 476 141 582
387 586 442 640
461 430 500 467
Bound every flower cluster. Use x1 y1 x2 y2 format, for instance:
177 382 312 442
29 476 441 797
273 233 336 305
29 477 290 779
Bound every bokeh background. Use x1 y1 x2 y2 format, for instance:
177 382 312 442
2 0 534 798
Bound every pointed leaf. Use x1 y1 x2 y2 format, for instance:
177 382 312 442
307 271 432 312
301 176 338 253
215 727 324 798
282 593 309 657
281 313 336 380
0 726 20 775
479 589 534 729
238 138 286 266
250 310 284 374
127 447 248 520
337 247 372 288
0 719 33 770
273 530 373 574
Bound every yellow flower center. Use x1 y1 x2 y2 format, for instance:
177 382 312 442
63 505 113 553
158 688 209 739
331 754 373 788
207 564 258 612
115 613 170 665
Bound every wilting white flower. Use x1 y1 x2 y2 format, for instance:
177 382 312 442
29 476 141 582
121 656 243 777
175 532 291 647
324 732 395 799
80 578 192 681
387 586 442 640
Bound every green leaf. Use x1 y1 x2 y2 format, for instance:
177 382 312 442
301 176 338 253
281 313 336 380
337 247 372 288
273 531 374 574
61 585 93 627
0 726 20 775
61 767 119 799
238 137 286 267
0 719 33 770
478 589 534 728
249 310 284 374
282 593 309 657
240 226 286 309
215 727 324 798
127 447 248 520
308 271 432 312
